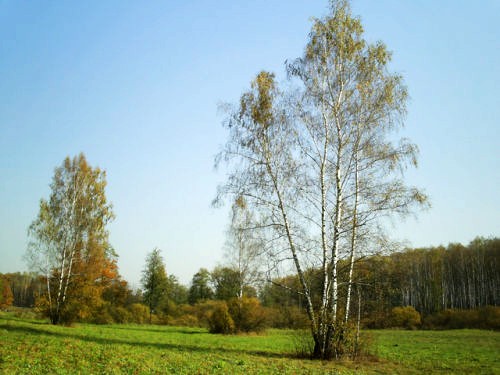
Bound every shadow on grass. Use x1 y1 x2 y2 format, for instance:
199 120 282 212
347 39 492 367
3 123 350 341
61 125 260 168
96 324 205 335
0 315 49 325
0 322 289 360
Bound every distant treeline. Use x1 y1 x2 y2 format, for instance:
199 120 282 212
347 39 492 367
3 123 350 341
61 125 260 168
366 237 499 315
1 237 498 330
260 237 499 328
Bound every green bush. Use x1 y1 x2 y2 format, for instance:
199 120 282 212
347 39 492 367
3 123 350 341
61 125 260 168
390 306 421 329
208 301 234 334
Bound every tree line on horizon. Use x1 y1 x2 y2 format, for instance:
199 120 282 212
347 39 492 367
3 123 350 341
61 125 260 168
2 236 498 331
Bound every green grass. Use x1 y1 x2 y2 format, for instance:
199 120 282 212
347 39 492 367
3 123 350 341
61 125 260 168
0 313 498 374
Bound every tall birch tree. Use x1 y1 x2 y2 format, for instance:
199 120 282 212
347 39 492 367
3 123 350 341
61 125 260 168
216 0 427 359
26 153 115 324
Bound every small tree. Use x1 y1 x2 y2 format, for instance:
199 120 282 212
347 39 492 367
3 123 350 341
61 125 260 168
141 248 168 323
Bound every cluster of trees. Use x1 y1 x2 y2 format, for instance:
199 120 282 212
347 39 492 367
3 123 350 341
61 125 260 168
5 0 496 362
356 237 500 327
0 272 47 310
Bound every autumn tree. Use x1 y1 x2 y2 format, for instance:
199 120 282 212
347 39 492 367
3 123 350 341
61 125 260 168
0 275 14 309
215 0 427 359
26 154 115 324
141 248 169 323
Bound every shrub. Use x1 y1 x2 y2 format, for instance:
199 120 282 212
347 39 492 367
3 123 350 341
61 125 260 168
168 314 199 327
128 303 149 324
294 322 364 360
390 306 421 329
109 306 131 324
266 306 309 329
191 300 222 328
91 305 114 325
227 297 267 333
423 306 500 330
208 301 234 334
478 306 500 330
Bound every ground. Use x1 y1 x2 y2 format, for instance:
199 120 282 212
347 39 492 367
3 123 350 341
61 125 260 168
0 312 498 374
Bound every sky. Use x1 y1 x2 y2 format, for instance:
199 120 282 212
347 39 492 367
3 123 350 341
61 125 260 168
1 0 498 287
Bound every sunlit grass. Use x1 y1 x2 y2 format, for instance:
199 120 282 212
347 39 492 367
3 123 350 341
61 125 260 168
0 312 498 374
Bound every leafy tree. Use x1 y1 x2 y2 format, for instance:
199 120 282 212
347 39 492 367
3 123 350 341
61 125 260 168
211 266 256 301
188 268 213 304
215 0 427 359
141 248 169 323
166 275 188 305
26 153 115 324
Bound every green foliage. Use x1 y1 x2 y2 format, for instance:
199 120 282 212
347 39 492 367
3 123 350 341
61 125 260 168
211 266 241 301
390 306 421 329
141 248 169 322
207 301 234 334
166 275 188 305
188 268 213 304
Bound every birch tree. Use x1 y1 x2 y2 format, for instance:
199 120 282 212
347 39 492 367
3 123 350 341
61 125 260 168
224 197 264 299
26 153 115 324
216 0 427 359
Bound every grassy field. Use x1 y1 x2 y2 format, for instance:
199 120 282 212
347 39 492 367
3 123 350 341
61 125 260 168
0 313 498 374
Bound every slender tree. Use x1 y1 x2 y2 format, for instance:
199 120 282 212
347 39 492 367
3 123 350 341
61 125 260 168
26 153 115 324
141 248 168 323
225 197 264 299
216 0 427 359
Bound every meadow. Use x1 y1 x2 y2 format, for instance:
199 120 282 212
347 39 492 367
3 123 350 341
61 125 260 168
0 312 498 374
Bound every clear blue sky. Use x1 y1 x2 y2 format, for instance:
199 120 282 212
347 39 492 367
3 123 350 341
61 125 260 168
1 1 498 287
